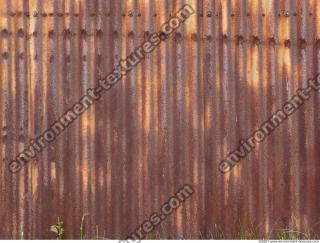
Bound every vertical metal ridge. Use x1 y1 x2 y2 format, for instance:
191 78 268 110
1 0 320 239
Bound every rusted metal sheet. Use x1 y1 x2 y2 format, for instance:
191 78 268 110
0 0 320 239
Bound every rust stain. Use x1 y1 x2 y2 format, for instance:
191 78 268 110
0 0 320 239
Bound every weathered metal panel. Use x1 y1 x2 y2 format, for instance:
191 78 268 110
0 0 320 239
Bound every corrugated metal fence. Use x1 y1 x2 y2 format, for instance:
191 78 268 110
0 0 320 239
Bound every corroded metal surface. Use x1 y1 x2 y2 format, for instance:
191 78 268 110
0 0 320 239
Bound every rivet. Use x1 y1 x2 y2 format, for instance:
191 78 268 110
64 29 72 38
96 29 103 38
2 52 8 59
80 29 87 39
159 31 168 41
144 31 150 38
128 31 135 38
1 29 9 38
33 11 38 17
48 30 55 38
18 53 24 59
284 11 290 17
222 34 228 42
174 32 183 41
269 37 276 46
236 35 245 44
113 30 119 38
299 39 307 49
252 36 261 45
128 11 133 17
207 11 212 17
17 28 25 38
284 39 291 48
191 33 198 41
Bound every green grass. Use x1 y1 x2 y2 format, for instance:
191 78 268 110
234 229 258 239
200 225 315 240
147 231 161 240
277 230 311 240
46 219 317 240
204 224 225 239
80 214 89 240
50 217 64 240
